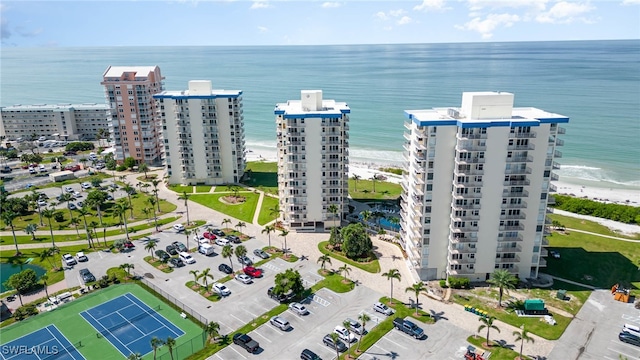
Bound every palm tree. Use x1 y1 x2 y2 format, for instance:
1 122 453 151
478 316 500 347
150 337 164 360
41 208 57 249
513 326 534 360
164 336 176 360
487 269 518 307
142 207 151 223
37 248 56 269
357 312 371 352
269 203 281 220
89 221 99 246
138 162 150 179
222 245 234 271
279 229 289 254
405 282 428 315
150 179 162 212
328 203 339 225
184 228 191 252
235 221 246 235
77 206 94 248
31 191 44 226
122 183 135 218
24 223 38 241
40 274 50 299
205 322 221 342
317 254 331 271
120 263 135 277
222 218 232 230
234 245 247 262
262 225 276 248
70 217 81 237
145 240 157 260
59 192 75 220
127 354 142 360
114 200 132 239
382 268 401 303
360 210 372 226
189 269 200 284
329 332 341 359
147 196 159 231
1 210 20 255
370 174 378 192
351 174 361 192
339 264 352 282
178 191 191 226
199 268 214 292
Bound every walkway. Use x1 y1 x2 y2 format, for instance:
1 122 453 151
565 228 640 242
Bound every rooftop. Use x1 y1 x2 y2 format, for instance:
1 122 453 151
2 103 110 111
102 66 159 78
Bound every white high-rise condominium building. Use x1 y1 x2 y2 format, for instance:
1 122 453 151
400 92 567 281
275 90 350 231
154 80 245 185
102 66 164 165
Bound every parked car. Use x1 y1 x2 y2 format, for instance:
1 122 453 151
270 316 291 331
76 201 84 208
213 283 231 296
373 302 394 316
179 252 195 264
203 231 217 240
619 331 640 346
215 237 229 246
79 268 96 283
392 317 424 339
76 252 88 262
173 224 185 232
67 203 77 210
235 274 253 284
0 166 12 173
166 244 178 255
211 229 225 237
218 263 233 274
169 258 185 268
106 195 114 201
193 235 208 245
37 199 47 207
288 302 309 315
333 325 357 343
227 235 241 244
172 241 187 252
300 349 322 360
238 256 253 266
253 249 269 259
63 151 77 156
345 318 365 335
198 244 215 256
243 266 263 278
62 253 77 266
322 334 347 352
232 333 259 353
64 164 81 172
268 287 295 304
155 250 171 262
65 186 74 193
81 182 91 189
38 164 47 173
550 250 560 259
123 240 135 249
73 191 82 198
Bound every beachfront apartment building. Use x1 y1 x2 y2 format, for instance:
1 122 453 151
274 90 350 231
0 103 110 142
400 91 567 281
101 66 164 165
154 80 246 185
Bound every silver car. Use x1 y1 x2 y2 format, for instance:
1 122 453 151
235 274 253 284
269 316 291 331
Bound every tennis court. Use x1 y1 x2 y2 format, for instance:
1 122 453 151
0 325 84 360
80 293 184 357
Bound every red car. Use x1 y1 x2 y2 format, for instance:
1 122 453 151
203 232 217 240
65 164 81 172
243 266 263 278
123 240 135 249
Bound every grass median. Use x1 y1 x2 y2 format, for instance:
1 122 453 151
318 241 380 273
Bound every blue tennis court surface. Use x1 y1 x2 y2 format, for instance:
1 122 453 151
80 293 184 357
0 325 85 360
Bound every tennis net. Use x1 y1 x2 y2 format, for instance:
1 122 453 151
41 341 82 359
96 305 161 338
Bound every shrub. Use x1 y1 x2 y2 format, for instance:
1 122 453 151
439 279 448 288
53 212 65 222
65 142 95 152
115 164 127 171
448 276 470 289
13 304 38 321
552 194 640 224
505 299 525 312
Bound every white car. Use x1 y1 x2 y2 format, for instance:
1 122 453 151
179 252 195 264
288 302 309 316
334 325 357 343
37 199 47 207
62 253 77 266
73 191 82 198
173 224 185 232
76 252 88 262
373 302 394 316
38 164 47 172
215 237 230 246
81 182 92 189
212 283 231 296
235 274 253 284
193 235 208 245
65 186 74 193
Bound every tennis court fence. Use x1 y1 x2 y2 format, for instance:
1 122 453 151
157 332 207 360
135 273 209 325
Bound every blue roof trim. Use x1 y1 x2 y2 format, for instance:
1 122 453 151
274 109 285 115
282 113 344 119
537 117 570 124
154 91 242 100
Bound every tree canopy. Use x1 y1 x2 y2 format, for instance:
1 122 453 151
4 268 39 294
273 268 304 297
341 223 373 259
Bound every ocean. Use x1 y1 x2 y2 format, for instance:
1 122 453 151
1 40 639 190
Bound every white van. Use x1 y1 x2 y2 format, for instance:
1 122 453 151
623 323 640 337
198 244 215 256
179 252 196 264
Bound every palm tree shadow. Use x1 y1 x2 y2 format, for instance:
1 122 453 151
365 351 400 359
429 309 448 322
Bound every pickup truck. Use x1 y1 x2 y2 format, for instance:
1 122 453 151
232 333 260 353
392 317 425 339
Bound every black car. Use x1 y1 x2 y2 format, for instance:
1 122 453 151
79 268 96 283
267 287 295 303
39 193 48 200
322 334 347 352
155 250 171 262
169 258 184 268
106 194 114 201
172 241 187 252
619 331 640 346
227 235 241 244
166 244 178 255
211 229 225 237
218 263 233 274
300 349 322 360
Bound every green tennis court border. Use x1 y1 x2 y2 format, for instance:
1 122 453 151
0 284 204 359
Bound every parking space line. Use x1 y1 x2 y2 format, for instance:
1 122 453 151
218 321 234 333
317 343 336 356
244 309 259 318
371 343 390 354
252 329 272 343
618 341 640 353
227 345 248 359
230 314 247 324
310 294 330 307
359 310 382 325
380 335 408 349
215 354 224 360
607 348 640 360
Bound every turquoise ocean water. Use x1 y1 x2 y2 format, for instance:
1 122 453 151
1 40 639 190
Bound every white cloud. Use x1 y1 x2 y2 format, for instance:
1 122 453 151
536 1 594 23
456 13 520 38
622 0 640 4
389 9 406 17
414 0 447 11
398 16 413 25
374 11 388 20
321 2 342 8
257 26 268 32
250 1 270 10
466 0 548 12
374 8 408 21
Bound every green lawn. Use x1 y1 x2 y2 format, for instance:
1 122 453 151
241 161 278 195
317 270 355 293
318 241 381 273
190 193 259 223
195 185 212 193
548 213 640 240
0 284 204 360
348 178 402 201
466 335 523 360
257 195 279 225
168 184 193 194
546 229 640 296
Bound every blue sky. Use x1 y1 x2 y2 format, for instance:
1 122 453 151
1 1 639 47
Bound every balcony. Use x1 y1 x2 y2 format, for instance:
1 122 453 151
502 190 529 198
547 195 556 205
504 167 532 175
511 132 537 138
450 224 479 233
549 183 557 192
554 150 563 158
555 138 564 146
455 157 485 165
508 143 535 151
500 213 526 220
452 203 481 210
503 179 530 186
557 127 566 134
449 257 476 265
457 132 487 140
448 268 476 275
451 212 480 221
449 246 477 254
455 167 484 176
499 224 524 231
456 143 487 152
506 155 533 163
539 258 547 267
552 162 561 170
452 191 483 199
404 121 412 131
498 234 523 242
550 172 559 181
496 255 520 263
496 244 522 252
403 132 412 142
449 235 478 244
